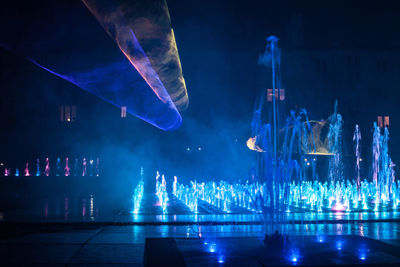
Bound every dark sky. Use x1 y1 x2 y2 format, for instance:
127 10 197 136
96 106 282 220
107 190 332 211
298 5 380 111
1 0 400 179
165 0 400 123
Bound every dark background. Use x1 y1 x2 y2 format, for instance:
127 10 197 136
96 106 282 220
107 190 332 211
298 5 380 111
0 0 399 184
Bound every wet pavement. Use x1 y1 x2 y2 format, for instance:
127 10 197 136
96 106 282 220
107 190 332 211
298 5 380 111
2 223 400 265
1 181 400 224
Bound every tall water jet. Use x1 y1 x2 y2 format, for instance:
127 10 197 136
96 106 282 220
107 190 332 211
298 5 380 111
82 158 87 176
378 126 393 204
56 158 61 176
258 36 296 242
133 169 144 214
36 159 40 176
259 36 280 181
372 122 380 189
173 176 178 195
65 158 70 176
353 125 361 200
96 158 100 176
156 172 168 213
24 162 30 176
327 101 343 184
44 158 50 176
89 159 94 176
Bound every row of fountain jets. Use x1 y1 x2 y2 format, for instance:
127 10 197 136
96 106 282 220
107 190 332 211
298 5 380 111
133 172 400 215
2 157 100 177
131 120 398 214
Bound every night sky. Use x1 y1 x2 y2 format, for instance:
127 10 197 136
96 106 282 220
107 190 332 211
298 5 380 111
1 0 400 181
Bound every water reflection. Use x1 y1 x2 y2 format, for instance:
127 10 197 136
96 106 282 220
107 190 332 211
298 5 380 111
64 197 68 220
2 190 400 227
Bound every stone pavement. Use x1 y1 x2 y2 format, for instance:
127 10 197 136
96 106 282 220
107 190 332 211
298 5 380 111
1 222 400 265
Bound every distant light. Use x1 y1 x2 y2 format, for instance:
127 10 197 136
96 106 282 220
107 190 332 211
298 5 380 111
198 147 202 151
358 246 368 261
186 147 190 151
204 241 208 245
218 255 225 264
209 243 216 253
289 249 300 264
121 106 127 118
336 240 343 251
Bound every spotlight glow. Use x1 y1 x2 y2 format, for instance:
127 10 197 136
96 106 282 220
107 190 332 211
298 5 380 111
209 243 216 253
289 249 300 264
336 240 344 251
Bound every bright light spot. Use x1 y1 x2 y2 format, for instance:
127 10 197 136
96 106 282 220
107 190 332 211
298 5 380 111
358 247 368 261
218 255 225 264
198 147 202 151
332 203 346 211
209 243 216 253
186 147 190 151
336 240 343 251
289 249 300 264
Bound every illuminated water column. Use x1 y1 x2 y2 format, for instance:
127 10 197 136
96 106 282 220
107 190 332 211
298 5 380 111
133 181 144 214
353 125 362 201
156 172 169 214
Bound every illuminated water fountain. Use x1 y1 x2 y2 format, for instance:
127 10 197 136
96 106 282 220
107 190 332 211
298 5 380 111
82 158 87 176
36 158 40 176
173 177 199 213
56 158 61 176
172 177 400 215
24 162 30 176
372 123 396 210
44 158 50 176
353 125 361 200
156 172 169 213
133 181 144 214
64 158 70 176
